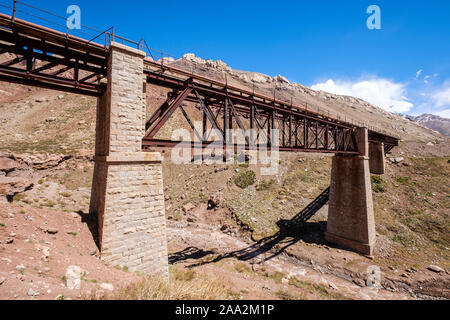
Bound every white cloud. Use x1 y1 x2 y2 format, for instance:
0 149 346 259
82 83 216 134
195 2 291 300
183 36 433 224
310 77 414 113
415 69 423 79
415 82 450 117
434 109 450 119
431 84 450 108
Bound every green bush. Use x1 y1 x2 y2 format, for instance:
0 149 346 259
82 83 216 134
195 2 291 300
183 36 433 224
371 175 386 193
256 179 275 191
234 170 256 189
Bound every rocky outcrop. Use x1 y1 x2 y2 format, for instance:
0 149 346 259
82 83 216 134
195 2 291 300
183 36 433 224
273 74 290 84
156 57 175 65
181 53 232 72
0 153 34 200
0 152 72 201
13 153 72 170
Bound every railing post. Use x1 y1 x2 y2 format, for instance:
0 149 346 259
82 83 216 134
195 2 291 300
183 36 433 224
111 26 115 42
12 0 17 23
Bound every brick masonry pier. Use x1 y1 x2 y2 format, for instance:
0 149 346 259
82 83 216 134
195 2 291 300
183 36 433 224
89 42 168 277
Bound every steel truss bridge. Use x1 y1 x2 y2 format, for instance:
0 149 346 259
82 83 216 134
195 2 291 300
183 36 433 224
0 6 399 155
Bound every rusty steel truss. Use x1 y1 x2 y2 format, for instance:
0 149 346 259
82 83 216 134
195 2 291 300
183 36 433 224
0 9 399 155
142 62 399 154
0 13 107 96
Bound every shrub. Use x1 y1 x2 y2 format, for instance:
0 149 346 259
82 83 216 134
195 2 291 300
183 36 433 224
234 170 256 189
256 179 275 191
371 176 386 193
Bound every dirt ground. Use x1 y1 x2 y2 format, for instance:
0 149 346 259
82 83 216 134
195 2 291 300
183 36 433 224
0 202 415 300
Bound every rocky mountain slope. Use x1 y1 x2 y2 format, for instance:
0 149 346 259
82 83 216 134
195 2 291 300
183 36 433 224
406 114 450 137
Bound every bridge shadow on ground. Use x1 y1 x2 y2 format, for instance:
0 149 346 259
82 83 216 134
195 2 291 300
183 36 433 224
76 210 100 250
169 187 331 268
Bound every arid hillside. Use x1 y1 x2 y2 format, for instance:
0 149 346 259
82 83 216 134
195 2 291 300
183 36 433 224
0 54 449 300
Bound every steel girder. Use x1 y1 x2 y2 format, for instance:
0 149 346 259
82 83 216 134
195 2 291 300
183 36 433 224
0 14 107 96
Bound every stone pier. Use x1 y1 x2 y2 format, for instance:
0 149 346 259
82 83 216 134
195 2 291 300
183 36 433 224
369 142 386 175
89 42 168 277
325 128 376 256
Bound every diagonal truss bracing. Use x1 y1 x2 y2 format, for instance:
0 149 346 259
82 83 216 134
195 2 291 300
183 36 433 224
141 69 392 154
0 13 107 96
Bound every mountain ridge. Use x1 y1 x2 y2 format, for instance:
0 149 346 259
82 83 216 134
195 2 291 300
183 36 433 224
406 113 450 137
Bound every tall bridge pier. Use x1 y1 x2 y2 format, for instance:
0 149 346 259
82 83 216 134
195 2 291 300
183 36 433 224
89 42 169 277
325 128 387 256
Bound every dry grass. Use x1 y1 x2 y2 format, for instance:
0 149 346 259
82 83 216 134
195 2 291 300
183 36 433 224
107 268 230 300
288 277 350 300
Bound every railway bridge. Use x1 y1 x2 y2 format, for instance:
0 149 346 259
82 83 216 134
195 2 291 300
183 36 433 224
0 6 399 277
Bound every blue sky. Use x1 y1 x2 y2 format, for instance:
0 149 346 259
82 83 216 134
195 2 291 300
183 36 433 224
2 0 450 117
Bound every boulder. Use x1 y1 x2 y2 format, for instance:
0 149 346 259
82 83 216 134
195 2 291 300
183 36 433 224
250 73 270 83
183 53 203 64
427 265 444 273
16 265 26 272
238 74 250 82
65 265 82 290
100 283 114 291
208 192 223 209
204 59 232 72
45 227 58 235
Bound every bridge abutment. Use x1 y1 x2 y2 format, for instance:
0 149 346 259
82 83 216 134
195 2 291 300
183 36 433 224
325 128 376 256
89 42 169 277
